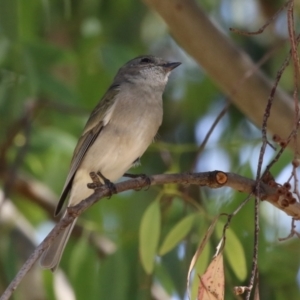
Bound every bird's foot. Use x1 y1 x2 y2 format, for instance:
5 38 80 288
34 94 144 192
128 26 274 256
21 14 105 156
87 172 116 197
123 173 151 190
97 172 117 197
87 172 102 189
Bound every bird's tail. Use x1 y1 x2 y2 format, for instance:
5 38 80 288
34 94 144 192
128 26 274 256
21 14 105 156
40 213 77 272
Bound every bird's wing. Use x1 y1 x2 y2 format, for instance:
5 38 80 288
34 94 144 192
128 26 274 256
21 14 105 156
55 85 120 215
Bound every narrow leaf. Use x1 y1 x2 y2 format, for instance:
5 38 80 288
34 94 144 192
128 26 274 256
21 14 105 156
191 242 211 300
159 214 195 256
187 215 220 298
198 253 224 300
139 200 161 274
216 222 247 281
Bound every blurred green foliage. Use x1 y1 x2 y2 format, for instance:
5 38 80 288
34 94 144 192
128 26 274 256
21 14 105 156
0 0 300 300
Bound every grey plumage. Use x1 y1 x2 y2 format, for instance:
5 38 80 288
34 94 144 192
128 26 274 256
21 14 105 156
40 55 181 271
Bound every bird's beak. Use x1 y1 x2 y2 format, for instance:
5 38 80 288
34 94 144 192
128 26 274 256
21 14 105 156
162 62 181 72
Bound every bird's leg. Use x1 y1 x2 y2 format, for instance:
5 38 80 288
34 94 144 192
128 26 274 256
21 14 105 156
87 171 102 189
97 171 117 196
123 173 152 190
87 172 103 190
87 171 117 196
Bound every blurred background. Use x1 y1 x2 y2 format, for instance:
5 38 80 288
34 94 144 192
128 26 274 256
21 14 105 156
0 0 300 299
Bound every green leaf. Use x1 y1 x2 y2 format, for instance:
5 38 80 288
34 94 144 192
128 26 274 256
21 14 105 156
42 269 55 300
216 222 247 281
139 200 161 274
159 214 196 256
224 227 247 281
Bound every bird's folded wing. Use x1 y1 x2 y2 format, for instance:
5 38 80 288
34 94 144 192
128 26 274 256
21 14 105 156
54 86 120 215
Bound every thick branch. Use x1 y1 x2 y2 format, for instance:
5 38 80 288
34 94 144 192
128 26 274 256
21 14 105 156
142 0 296 146
1 170 299 300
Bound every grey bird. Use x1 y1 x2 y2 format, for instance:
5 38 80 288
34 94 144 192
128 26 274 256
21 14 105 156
40 55 181 271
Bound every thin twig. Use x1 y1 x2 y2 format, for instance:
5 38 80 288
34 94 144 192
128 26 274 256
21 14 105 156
287 1 300 201
262 31 300 176
244 2 296 298
190 101 230 171
278 218 300 240
229 0 291 36
191 40 285 172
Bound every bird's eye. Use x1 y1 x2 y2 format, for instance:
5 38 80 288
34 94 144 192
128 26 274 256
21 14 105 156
140 57 152 64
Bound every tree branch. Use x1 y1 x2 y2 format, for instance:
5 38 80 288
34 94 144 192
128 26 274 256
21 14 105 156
1 170 299 300
142 0 297 147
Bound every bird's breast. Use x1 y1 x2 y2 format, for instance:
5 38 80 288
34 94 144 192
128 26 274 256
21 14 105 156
79 91 163 182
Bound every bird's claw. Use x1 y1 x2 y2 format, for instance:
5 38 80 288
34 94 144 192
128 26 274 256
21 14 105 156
123 173 151 190
87 172 102 189
97 172 117 197
87 172 116 198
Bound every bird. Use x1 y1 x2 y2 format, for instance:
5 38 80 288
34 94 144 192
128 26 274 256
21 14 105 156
40 55 181 271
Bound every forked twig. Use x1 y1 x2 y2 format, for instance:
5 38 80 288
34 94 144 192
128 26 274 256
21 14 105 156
229 1 291 36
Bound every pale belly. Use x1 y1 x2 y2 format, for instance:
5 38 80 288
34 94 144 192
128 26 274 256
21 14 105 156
68 117 158 206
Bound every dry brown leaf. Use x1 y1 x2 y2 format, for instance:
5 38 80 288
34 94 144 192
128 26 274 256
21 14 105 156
187 215 220 298
198 253 224 300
